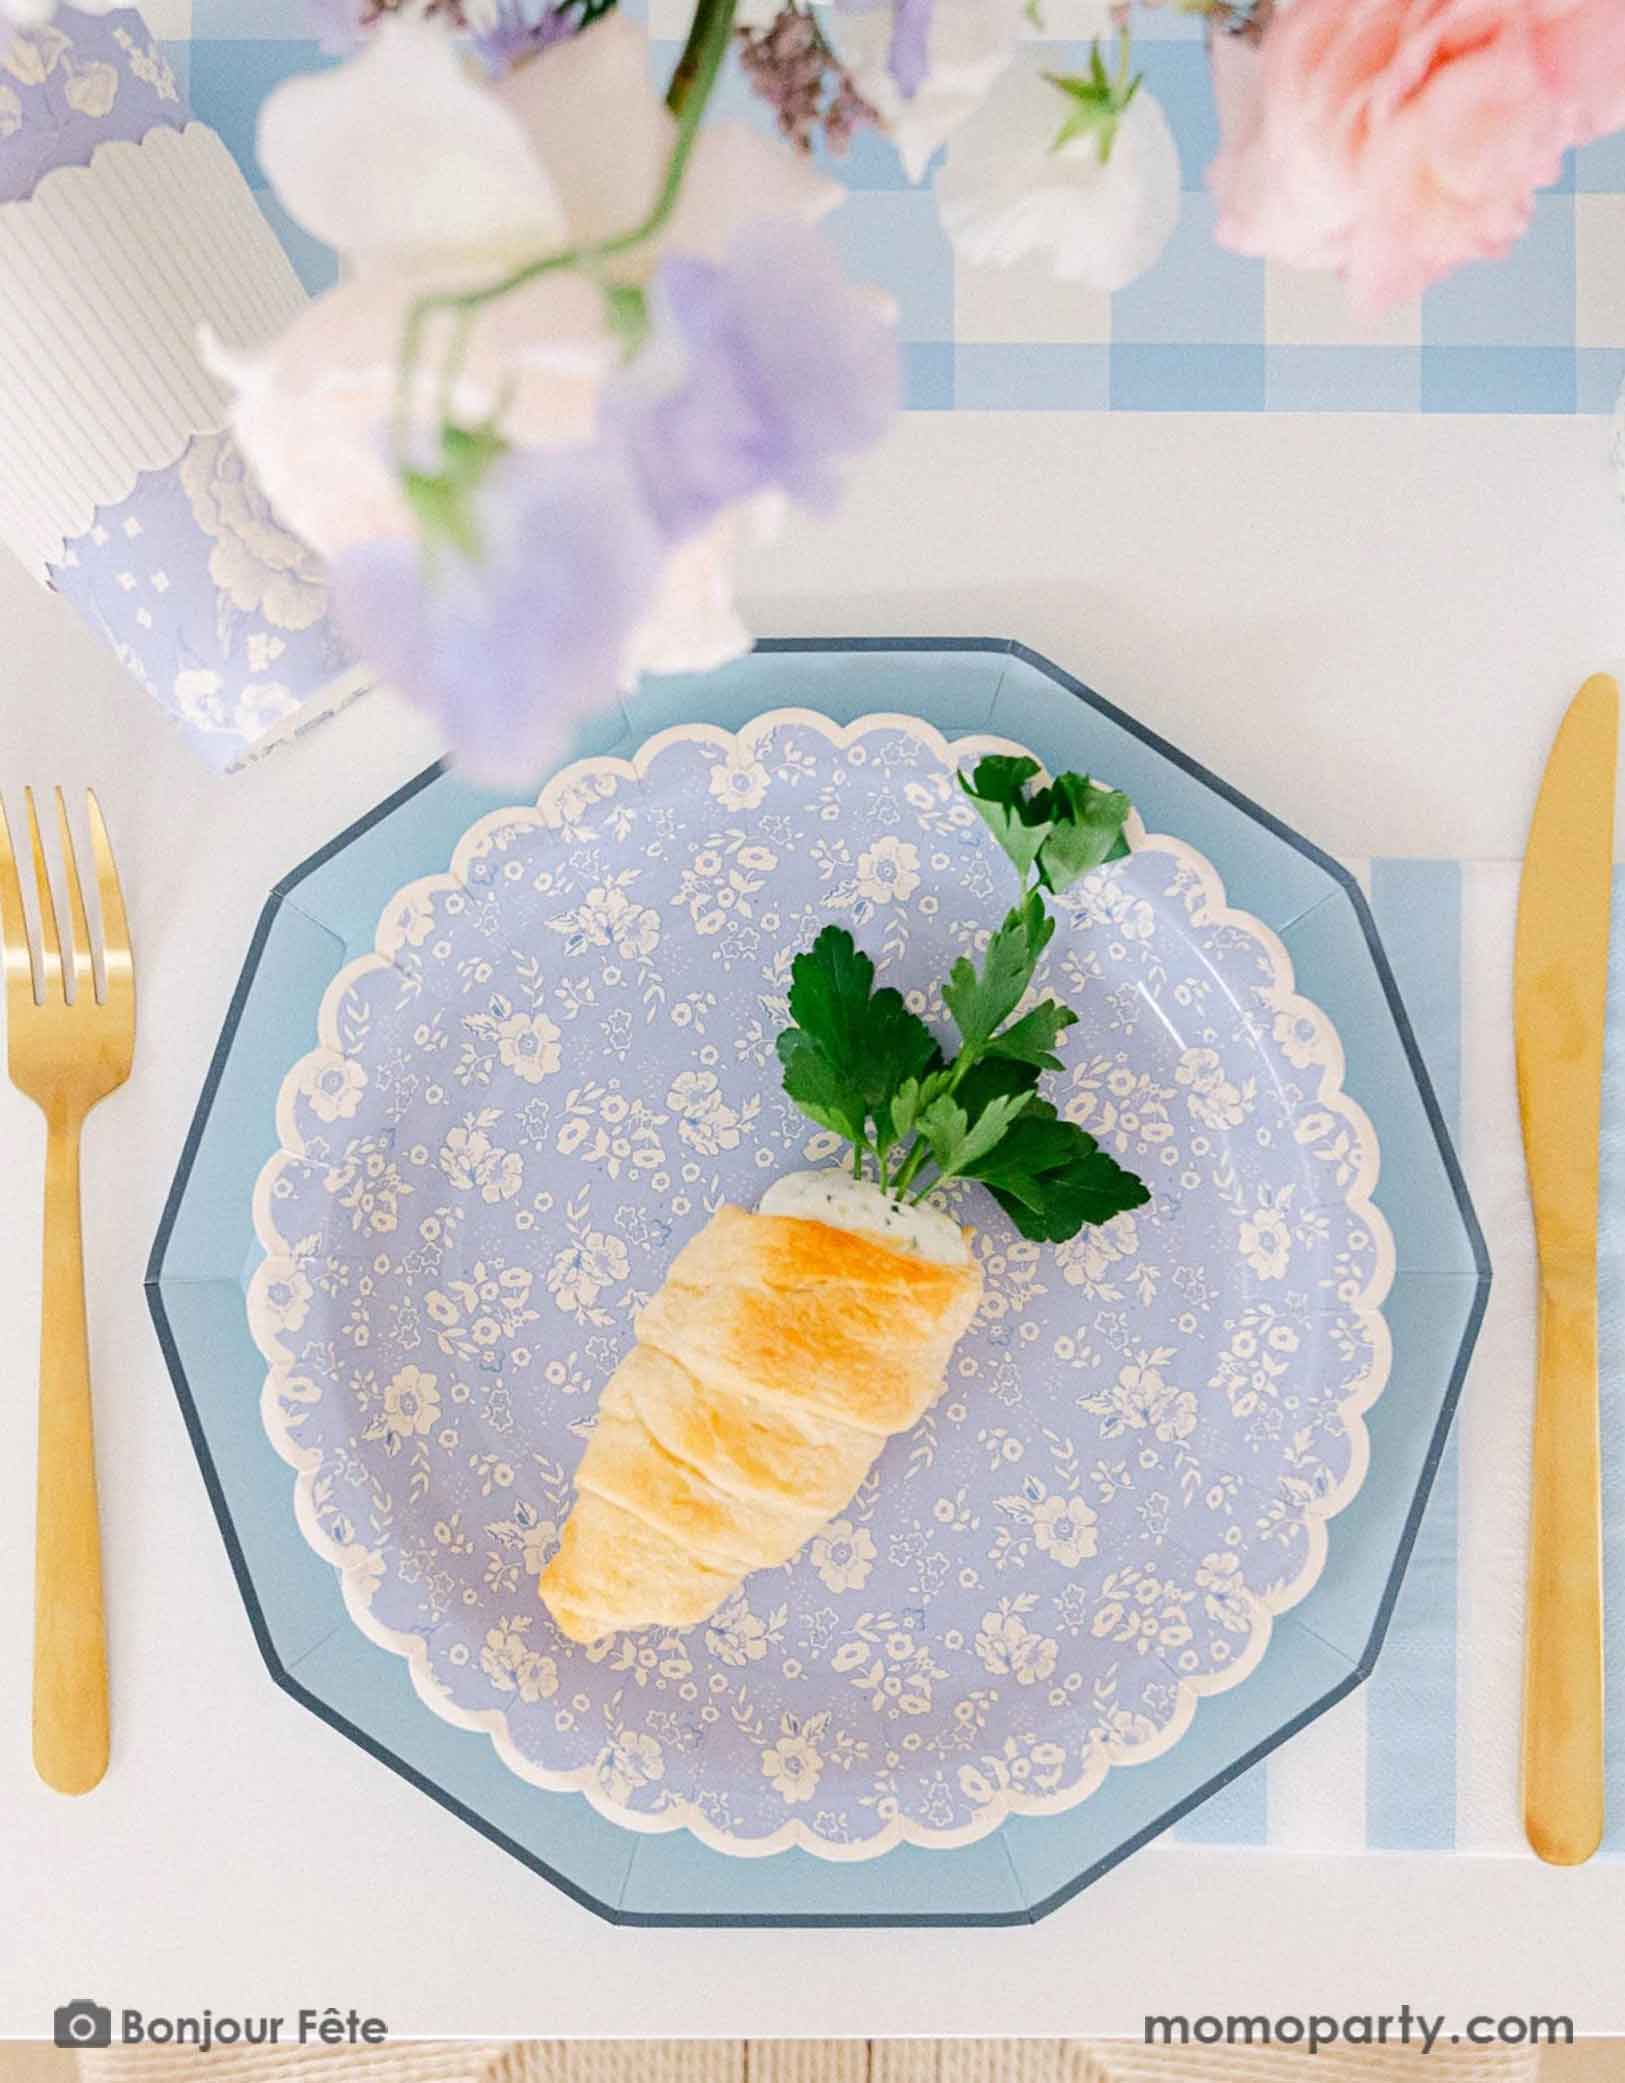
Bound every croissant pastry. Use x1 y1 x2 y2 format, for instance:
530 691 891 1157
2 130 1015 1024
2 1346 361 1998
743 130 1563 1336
538 1174 984 1645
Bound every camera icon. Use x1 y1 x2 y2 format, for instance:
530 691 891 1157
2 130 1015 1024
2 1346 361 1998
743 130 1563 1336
54 2000 112 2049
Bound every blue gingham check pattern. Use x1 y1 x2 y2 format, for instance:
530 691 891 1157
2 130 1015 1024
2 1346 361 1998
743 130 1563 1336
157 0 1625 413
1178 860 1625 1860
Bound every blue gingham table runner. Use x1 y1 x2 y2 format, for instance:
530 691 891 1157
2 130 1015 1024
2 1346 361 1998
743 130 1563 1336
158 0 1625 414
1175 859 1625 1858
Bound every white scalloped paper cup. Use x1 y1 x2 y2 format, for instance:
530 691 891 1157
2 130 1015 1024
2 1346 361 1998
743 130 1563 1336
0 4 368 770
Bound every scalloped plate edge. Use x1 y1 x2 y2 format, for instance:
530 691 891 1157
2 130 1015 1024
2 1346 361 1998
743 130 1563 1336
245 708 1395 1861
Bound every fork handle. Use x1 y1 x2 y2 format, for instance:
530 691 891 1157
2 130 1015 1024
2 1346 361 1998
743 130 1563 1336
32 1105 108 1795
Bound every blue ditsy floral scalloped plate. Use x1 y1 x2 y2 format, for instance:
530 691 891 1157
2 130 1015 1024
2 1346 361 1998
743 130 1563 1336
247 708 1391 1860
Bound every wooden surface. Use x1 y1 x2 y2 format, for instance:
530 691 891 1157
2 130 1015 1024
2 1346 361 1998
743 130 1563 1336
0 2042 1605 2083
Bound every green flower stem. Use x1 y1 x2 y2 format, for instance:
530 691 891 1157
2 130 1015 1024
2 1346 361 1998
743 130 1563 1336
665 0 734 117
393 0 738 464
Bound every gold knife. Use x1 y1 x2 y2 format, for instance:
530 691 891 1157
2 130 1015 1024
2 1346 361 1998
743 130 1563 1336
1517 672 1619 1865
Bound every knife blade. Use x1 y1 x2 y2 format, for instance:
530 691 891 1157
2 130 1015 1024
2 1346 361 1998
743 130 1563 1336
1516 671 1619 1866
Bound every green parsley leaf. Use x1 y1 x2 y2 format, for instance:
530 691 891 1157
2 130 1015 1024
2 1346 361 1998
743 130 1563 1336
953 1055 1042 1122
1036 773 1133 891
942 893 1053 1052
961 1107 1151 1242
775 1029 867 1149
874 1053 947 1164
985 997 1077 1072
959 758 1132 893
862 993 940 1106
778 925 938 1158
959 756 1053 883
774 784 1149 1225
786 926 878 1084
918 1090 1033 1183
887 1066 953 1152
890 1075 924 1147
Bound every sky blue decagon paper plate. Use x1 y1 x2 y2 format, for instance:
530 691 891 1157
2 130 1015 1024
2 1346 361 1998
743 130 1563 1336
146 638 1489 1925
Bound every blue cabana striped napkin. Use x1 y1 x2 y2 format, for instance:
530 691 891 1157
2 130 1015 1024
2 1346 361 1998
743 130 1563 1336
1178 859 1625 1857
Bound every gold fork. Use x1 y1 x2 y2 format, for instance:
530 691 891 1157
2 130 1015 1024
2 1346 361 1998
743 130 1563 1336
0 790 133 1795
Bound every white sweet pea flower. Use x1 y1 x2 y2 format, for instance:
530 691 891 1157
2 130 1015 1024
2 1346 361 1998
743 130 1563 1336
936 57 1181 292
623 517 754 684
3 0 120 27
214 11 838 678
820 0 1030 183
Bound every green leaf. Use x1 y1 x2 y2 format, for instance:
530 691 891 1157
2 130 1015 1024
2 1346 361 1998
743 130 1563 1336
1037 775 1134 892
942 894 1052 1052
962 1111 1151 1242
958 757 1052 883
403 421 513 561
778 924 938 1158
874 1052 947 1164
603 280 650 357
860 991 941 1111
985 998 1077 1072
953 1055 1042 1122
963 754 1044 806
919 1089 1033 1182
787 926 877 1083
886 1065 952 1152
776 1029 867 1149
438 419 508 488
890 1076 924 1147
405 471 479 561
961 756 1134 893
1046 27 1141 164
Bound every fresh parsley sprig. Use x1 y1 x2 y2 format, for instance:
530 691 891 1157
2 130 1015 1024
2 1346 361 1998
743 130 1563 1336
774 760 1150 1242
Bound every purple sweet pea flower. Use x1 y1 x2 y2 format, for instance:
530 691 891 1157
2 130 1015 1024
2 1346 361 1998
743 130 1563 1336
329 221 894 783
330 443 661 784
836 0 934 98
611 217 898 543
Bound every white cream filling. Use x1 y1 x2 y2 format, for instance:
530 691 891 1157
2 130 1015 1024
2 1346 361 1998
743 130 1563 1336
758 1169 970 1265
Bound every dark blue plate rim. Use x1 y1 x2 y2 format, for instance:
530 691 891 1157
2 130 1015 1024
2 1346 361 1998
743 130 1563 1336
143 635 1490 1927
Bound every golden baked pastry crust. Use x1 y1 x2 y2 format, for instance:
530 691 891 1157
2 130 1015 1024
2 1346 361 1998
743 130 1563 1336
539 1205 983 1645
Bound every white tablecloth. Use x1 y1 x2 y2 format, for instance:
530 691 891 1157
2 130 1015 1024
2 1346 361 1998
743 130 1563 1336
3 411 1625 2037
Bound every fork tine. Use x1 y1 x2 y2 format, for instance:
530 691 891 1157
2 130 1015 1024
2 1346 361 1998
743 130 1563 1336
24 788 62 1003
84 791 130 1005
0 795 36 1008
54 788 94 1003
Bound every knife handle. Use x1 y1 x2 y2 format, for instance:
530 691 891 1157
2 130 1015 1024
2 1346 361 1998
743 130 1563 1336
1522 1275 1605 1864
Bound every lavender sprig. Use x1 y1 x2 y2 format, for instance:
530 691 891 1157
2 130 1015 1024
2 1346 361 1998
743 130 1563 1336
736 3 881 156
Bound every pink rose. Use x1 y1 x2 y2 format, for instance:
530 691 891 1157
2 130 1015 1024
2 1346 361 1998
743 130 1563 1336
1209 0 1625 314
